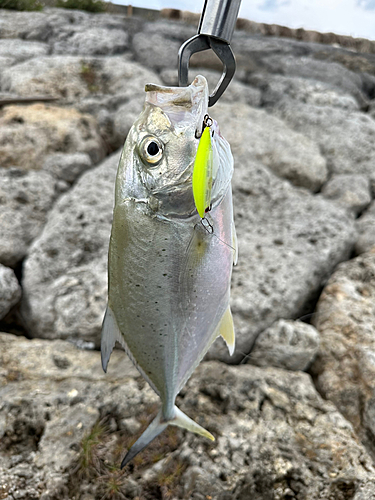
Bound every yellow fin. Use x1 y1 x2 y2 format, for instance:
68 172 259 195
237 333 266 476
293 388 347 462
219 307 235 356
192 126 213 218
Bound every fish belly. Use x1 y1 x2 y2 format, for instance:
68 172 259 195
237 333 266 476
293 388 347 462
108 193 233 412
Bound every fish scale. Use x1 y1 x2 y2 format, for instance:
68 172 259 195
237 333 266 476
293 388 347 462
101 76 237 466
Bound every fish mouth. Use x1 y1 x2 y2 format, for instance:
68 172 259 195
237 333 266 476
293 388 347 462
144 75 209 132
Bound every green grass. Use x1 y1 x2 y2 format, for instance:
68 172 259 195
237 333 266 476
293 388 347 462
69 408 189 499
0 0 42 11
55 0 106 13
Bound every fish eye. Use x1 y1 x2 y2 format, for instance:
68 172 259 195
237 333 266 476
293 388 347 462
139 136 164 166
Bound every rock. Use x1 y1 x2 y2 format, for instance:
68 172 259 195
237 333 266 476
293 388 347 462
310 248 375 457
252 73 360 111
258 53 368 105
0 168 56 267
113 97 145 147
271 99 375 179
321 174 372 215
132 20 196 71
1 55 160 104
0 103 105 169
213 102 327 191
0 265 21 320
160 68 262 108
355 201 375 254
21 152 121 345
1 333 375 500
247 319 320 371
52 28 129 56
0 39 48 62
206 102 355 363
0 8 67 41
42 152 92 184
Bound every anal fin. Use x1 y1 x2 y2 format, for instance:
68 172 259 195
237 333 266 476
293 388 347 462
219 306 235 356
101 306 121 373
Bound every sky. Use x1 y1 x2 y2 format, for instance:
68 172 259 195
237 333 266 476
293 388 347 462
116 0 375 40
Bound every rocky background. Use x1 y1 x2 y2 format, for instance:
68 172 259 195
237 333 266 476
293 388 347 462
0 6 375 500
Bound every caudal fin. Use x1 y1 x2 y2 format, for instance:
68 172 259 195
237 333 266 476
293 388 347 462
121 406 214 468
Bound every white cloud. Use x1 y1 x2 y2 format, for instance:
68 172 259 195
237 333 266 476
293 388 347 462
118 0 375 39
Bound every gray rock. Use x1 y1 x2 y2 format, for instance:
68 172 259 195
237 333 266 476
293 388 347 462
0 8 67 41
132 31 180 72
322 174 372 215
0 168 56 267
271 99 375 178
253 73 361 111
355 201 375 254
42 152 92 184
0 103 105 169
207 102 355 363
213 102 327 191
1 55 160 103
311 248 375 457
0 265 21 320
247 319 320 371
21 152 121 345
0 39 48 62
52 28 129 56
113 97 145 147
1 333 375 500
132 20 196 72
261 54 367 105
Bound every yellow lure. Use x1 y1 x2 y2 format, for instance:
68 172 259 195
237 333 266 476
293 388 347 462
192 126 213 218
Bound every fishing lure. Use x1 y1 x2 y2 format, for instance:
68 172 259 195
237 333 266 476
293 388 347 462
193 115 214 218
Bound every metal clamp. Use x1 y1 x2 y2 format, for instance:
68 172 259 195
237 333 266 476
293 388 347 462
178 0 241 106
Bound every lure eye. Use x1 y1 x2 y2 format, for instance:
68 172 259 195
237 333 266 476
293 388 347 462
139 136 164 165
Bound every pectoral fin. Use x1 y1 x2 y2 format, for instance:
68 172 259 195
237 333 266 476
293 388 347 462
219 306 235 356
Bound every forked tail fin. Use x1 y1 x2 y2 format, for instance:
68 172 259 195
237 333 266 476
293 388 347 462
121 405 214 468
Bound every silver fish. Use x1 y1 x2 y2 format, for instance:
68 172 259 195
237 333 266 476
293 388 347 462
101 75 237 467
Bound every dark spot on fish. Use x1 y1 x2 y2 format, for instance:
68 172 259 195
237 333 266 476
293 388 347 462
163 273 167 277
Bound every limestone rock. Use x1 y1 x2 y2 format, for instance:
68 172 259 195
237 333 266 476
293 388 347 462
1 55 160 104
247 319 320 371
0 103 105 169
206 102 355 363
113 97 146 147
321 174 372 215
132 21 196 71
253 73 360 111
0 8 67 41
311 249 375 457
212 102 327 191
261 55 367 105
271 99 375 179
42 152 92 184
1 333 375 500
52 27 129 56
0 265 21 320
0 39 48 62
0 168 56 267
21 152 121 345
355 201 375 254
